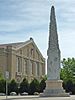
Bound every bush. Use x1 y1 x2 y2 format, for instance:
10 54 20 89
0 79 6 93
39 78 46 93
19 78 29 94
63 80 74 94
72 84 75 94
29 78 39 95
8 79 18 95
63 80 75 94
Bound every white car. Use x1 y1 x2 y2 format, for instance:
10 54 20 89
0 93 5 96
10 92 17 96
21 92 28 95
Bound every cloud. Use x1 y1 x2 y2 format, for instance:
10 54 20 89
0 0 50 33
0 0 75 60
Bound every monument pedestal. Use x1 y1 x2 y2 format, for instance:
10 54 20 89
40 80 69 97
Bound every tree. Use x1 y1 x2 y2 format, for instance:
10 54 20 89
61 58 75 83
29 78 39 95
19 78 29 94
60 68 73 83
60 58 75 94
8 79 18 95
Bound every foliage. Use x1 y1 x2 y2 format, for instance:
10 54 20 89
8 79 18 95
0 79 6 93
29 78 39 95
72 83 75 94
42 75 47 80
60 68 73 83
61 58 75 94
63 80 73 92
19 78 29 94
62 80 75 94
39 78 46 93
61 58 75 83
0 72 3 80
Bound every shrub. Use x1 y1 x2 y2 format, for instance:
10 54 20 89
29 78 39 95
8 79 18 95
72 84 75 94
39 78 46 93
0 79 6 93
19 78 29 94
63 80 74 94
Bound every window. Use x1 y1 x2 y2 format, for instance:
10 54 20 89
36 50 39 59
31 48 33 55
20 50 22 55
27 47 29 57
17 57 22 72
37 62 39 76
31 61 34 75
24 59 27 74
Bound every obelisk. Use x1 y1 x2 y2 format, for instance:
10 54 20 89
40 6 69 97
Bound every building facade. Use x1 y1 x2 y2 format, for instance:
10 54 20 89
0 38 45 82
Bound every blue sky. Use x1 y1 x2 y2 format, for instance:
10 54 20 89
0 0 75 60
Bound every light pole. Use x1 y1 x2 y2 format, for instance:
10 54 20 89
5 71 9 100
6 79 7 99
17 77 21 95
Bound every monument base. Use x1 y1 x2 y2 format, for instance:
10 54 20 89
40 80 70 97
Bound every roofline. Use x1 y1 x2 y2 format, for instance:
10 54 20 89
0 38 45 60
15 39 45 60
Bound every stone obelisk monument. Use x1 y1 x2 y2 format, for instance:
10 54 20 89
40 6 69 97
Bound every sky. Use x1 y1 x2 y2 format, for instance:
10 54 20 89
0 0 75 60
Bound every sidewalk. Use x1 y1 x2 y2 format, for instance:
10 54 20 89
0 95 38 100
0 95 75 100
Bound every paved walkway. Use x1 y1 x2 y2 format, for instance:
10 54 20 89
0 95 75 100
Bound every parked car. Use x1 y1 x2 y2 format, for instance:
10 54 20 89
34 92 39 95
0 93 5 96
20 92 28 95
10 92 17 96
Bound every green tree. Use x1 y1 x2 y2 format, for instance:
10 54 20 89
60 58 75 94
29 78 39 95
60 68 73 83
19 78 29 94
61 58 75 83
